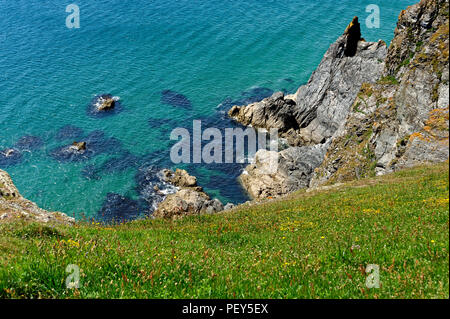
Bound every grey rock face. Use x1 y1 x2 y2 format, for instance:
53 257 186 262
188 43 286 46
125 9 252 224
229 17 387 199
228 92 301 146
229 28 387 147
293 38 387 144
241 144 328 199
311 0 449 186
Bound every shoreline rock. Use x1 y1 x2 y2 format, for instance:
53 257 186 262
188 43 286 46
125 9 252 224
0 169 74 224
240 144 328 199
153 168 224 219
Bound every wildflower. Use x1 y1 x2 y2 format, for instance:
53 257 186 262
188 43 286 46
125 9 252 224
66 239 80 248
321 236 325 239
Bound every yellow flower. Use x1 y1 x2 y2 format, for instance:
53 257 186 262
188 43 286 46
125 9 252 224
66 239 80 247
321 236 325 239
431 240 435 243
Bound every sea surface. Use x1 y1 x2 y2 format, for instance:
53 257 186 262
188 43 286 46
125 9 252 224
0 0 417 221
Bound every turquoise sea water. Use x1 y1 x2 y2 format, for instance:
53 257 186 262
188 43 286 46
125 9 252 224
0 0 417 220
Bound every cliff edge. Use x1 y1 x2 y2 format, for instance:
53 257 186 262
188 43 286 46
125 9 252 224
0 169 74 224
230 0 449 199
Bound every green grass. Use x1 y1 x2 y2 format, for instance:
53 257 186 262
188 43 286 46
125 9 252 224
0 163 448 299
377 75 400 85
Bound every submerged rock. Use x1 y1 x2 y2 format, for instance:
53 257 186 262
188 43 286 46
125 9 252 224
97 193 146 224
161 90 192 108
14 135 44 151
81 151 141 180
56 125 84 141
0 148 23 168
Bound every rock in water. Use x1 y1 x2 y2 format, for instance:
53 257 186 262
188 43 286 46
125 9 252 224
97 97 115 111
153 168 224 219
87 94 122 118
14 136 44 151
161 90 192 108
51 129 123 163
70 141 87 152
162 168 198 188
0 148 23 168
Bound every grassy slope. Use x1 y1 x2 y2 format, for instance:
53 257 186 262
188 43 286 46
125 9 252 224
0 163 448 299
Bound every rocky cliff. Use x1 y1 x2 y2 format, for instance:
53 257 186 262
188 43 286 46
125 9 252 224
230 0 449 199
0 170 74 224
229 17 387 146
311 0 449 186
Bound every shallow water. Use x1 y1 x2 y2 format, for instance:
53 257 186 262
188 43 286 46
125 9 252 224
0 0 417 220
